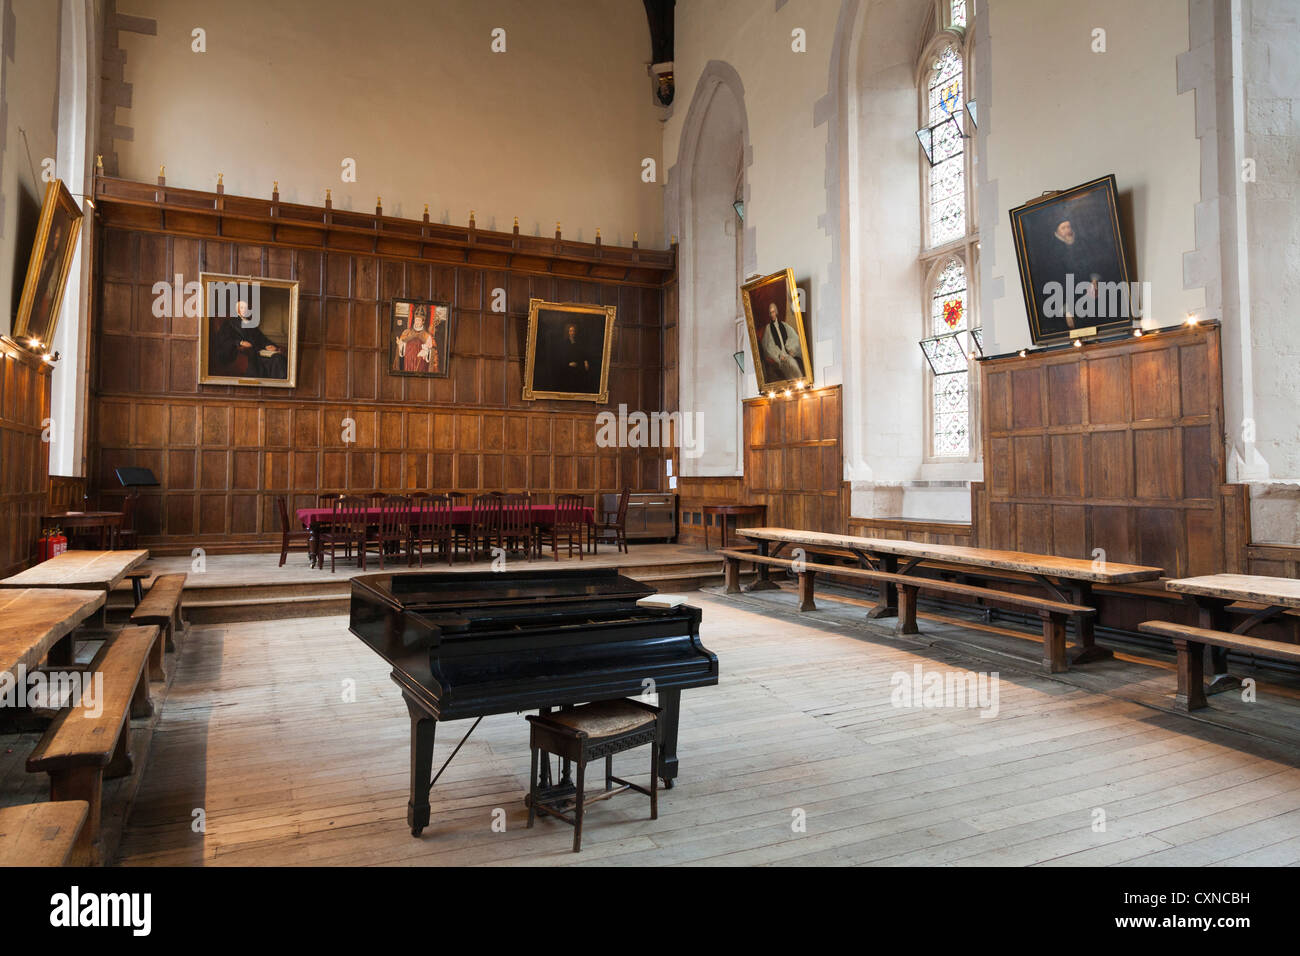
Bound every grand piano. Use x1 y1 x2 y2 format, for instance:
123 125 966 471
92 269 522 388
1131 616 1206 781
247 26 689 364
349 567 718 837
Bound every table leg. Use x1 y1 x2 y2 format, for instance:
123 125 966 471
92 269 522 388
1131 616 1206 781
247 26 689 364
657 687 681 787
720 517 729 552
703 512 710 553
743 540 779 592
865 554 899 619
1068 581 1113 664
1196 598 1240 695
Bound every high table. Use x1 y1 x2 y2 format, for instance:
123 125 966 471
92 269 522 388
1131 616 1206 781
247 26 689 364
1164 573 1300 693
738 528 1164 664
296 504 595 568
42 511 124 550
0 588 106 675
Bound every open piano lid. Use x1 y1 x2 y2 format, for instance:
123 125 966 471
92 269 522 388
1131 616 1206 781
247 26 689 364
352 566 656 613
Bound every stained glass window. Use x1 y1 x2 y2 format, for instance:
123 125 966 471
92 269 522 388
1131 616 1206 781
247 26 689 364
951 0 967 30
929 258 970 457
926 46 965 247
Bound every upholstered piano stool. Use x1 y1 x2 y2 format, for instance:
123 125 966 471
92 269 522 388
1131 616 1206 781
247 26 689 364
526 698 661 853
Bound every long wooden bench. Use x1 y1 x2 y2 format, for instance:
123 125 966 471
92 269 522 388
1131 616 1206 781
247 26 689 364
129 572 186 679
1138 620 1300 711
718 548 1094 673
26 625 161 865
0 801 89 866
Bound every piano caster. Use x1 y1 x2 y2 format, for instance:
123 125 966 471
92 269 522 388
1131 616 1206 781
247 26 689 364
661 777 674 790
411 825 425 837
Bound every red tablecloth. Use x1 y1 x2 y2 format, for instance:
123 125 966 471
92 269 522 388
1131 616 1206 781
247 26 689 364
295 504 594 528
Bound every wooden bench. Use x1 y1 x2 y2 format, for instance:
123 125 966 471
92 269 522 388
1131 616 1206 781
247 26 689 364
1138 620 1300 711
129 572 186 678
0 801 89 867
719 548 1094 673
26 625 161 865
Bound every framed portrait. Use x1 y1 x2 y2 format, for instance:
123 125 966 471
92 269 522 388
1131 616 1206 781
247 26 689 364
1009 174 1133 346
198 272 299 387
389 298 452 378
13 179 83 348
741 268 813 392
523 299 616 403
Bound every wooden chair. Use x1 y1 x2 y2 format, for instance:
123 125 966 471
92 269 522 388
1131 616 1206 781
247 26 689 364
500 493 534 560
592 487 631 555
460 494 501 562
526 698 660 853
415 495 455 567
537 493 586 561
322 496 366 572
374 495 413 568
277 496 313 567
114 491 141 551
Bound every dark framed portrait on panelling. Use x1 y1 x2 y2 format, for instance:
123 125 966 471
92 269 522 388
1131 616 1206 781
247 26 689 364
389 298 452 378
13 179 83 348
522 299 616 403
1009 174 1133 346
199 273 299 387
741 267 813 392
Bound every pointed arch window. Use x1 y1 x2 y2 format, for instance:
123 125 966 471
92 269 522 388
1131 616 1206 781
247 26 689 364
918 4 979 462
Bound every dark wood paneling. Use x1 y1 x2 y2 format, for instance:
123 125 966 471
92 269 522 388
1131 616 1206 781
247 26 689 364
0 337 51 577
742 386 846 535
977 324 1241 578
90 216 670 550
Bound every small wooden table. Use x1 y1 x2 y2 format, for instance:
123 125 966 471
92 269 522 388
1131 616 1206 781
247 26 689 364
0 588 106 674
1165 574 1300 691
0 549 148 592
43 511 124 550
703 504 767 552
738 528 1164 664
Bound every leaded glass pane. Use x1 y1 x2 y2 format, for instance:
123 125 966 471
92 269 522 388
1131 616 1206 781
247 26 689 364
952 0 967 30
931 258 967 332
928 47 963 124
929 156 965 246
921 333 967 375
933 372 970 457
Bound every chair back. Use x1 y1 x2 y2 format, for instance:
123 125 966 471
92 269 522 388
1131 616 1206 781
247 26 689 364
380 495 411 538
613 487 631 525
339 495 369 536
500 493 532 536
121 490 139 531
277 495 292 533
555 493 585 531
367 491 388 501
420 494 454 531
317 493 342 507
470 493 501 537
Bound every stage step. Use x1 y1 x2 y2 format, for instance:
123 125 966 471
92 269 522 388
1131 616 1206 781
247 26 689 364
105 557 735 624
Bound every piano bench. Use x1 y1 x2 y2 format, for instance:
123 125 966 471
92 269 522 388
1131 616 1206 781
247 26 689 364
526 699 661 853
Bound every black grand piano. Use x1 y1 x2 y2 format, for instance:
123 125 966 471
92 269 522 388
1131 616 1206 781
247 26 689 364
349 567 718 837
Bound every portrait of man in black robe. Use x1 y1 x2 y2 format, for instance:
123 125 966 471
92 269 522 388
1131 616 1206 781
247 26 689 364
532 309 607 396
201 277 298 386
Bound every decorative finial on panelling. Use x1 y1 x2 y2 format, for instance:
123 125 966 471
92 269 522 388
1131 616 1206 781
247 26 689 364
423 203 430 223
96 154 103 170
157 164 166 185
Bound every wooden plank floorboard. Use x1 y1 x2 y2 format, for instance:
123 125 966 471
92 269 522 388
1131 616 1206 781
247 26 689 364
92 590 1300 866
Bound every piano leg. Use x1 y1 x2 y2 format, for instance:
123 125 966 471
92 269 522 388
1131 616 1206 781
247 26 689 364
658 688 681 788
405 697 437 837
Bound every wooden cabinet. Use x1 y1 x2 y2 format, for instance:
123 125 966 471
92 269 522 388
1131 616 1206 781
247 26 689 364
600 492 677 541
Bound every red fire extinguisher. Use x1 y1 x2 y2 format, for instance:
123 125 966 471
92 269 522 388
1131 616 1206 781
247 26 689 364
52 527 67 557
37 527 67 561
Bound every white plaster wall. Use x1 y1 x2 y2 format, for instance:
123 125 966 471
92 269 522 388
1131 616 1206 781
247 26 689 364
982 0 1205 356
113 0 665 246
666 0 841 389
0 0 62 337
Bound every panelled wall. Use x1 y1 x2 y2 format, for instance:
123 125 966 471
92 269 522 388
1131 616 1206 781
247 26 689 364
0 337 52 577
742 386 847 534
88 186 671 552
978 323 1246 577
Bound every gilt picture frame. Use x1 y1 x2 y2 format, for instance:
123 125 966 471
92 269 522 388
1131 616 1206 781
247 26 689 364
198 272 300 388
522 299 617 403
741 268 813 393
12 179 83 349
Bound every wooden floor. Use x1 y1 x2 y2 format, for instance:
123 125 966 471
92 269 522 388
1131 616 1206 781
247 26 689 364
101 585 1300 866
